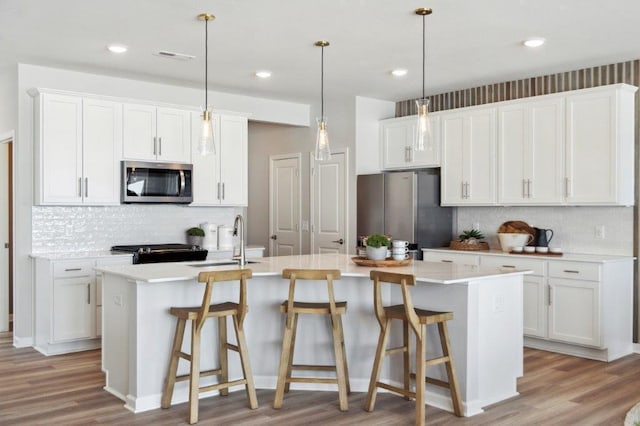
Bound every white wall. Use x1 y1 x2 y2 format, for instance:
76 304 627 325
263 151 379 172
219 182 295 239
355 96 395 175
14 63 311 344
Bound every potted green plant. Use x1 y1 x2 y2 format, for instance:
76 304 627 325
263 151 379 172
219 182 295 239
365 234 390 260
449 229 489 251
186 226 205 247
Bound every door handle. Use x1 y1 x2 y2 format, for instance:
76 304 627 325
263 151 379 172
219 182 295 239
270 235 277 240
332 238 344 245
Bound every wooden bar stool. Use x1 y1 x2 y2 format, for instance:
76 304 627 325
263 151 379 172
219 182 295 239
161 269 258 424
364 270 463 426
273 268 350 411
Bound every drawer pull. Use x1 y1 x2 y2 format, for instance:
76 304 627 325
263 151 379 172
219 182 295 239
64 268 82 272
441 260 453 263
563 270 580 274
501 265 516 268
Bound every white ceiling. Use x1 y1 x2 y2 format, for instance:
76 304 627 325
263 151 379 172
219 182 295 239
2 0 640 104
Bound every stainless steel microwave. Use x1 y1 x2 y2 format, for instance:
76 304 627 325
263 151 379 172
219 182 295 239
121 161 193 204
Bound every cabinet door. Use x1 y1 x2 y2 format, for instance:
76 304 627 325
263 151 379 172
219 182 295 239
156 107 191 163
441 114 465 204
219 115 248 206
82 99 122 205
411 114 440 167
123 103 157 161
52 277 94 342
548 278 601 347
523 276 547 338
381 117 413 169
565 91 616 204
41 94 83 204
498 104 527 203
191 112 221 205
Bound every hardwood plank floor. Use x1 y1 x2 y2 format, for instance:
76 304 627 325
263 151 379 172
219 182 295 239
1 331 639 425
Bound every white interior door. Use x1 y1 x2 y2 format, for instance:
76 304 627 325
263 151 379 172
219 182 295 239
0 140 9 332
269 155 301 256
311 150 347 254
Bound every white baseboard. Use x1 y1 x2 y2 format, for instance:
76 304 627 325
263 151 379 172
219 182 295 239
13 335 33 348
633 343 640 354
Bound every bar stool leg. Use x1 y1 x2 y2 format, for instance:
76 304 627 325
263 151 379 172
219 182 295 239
336 314 351 394
218 316 229 397
415 324 426 426
161 318 186 408
330 314 349 411
232 314 258 409
403 320 411 401
364 317 391 412
273 316 295 409
188 321 202 425
438 322 463 417
284 313 298 393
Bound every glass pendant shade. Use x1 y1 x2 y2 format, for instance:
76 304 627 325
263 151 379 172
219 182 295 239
414 98 432 151
198 109 215 155
315 117 331 161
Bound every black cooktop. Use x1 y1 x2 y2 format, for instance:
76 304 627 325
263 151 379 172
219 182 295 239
111 243 208 264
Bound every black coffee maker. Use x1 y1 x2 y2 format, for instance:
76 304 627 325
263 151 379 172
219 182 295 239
533 227 554 247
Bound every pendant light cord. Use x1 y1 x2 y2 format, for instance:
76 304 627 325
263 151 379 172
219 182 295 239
320 45 324 118
205 18 209 109
422 14 426 100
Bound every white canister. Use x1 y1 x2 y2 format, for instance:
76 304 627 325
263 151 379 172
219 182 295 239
218 225 235 250
200 222 218 250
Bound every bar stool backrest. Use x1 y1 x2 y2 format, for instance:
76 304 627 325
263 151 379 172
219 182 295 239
196 269 253 332
369 270 420 334
281 268 342 326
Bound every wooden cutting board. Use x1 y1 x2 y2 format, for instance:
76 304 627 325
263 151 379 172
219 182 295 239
351 257 413 267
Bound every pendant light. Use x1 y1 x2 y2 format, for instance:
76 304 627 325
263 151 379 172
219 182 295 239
314 40 331 161
197 13 215 156
415 7 433 152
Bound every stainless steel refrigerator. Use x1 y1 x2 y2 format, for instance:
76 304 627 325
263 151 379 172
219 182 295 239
357 170 452 259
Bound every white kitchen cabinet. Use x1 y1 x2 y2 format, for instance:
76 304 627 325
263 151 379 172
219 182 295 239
441 106 496 205
123 103 191 163
52 276 95 342
191 112 248 206
32 92 122 205
422 250 480 267
564 84 636 205
548 278 600 347
380 114 440 169
498 97 564 205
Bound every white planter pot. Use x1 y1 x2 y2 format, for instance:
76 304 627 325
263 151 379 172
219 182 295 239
366 246 388 260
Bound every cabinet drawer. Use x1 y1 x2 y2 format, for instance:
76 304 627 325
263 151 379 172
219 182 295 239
548 261 600 281
481 256 545 275
422 251 480 267
53 260 95 278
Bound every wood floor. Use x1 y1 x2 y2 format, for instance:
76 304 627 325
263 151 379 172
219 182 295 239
1 331 639 425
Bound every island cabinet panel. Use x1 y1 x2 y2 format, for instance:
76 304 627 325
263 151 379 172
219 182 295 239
440 107 497 206
190 113 248 206
380 114 440 169
32 91 122 206
123 104 191 163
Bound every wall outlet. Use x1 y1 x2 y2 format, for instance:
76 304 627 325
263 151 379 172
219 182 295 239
595 225 606 239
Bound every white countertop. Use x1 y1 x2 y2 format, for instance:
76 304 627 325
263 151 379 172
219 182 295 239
95 253 531 285
422 247 634 263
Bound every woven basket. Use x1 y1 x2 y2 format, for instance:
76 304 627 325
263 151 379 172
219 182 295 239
449 240 490 251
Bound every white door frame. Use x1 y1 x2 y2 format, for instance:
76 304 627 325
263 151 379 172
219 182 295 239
0 130 15 332
309 148 349 253
269 153 302 255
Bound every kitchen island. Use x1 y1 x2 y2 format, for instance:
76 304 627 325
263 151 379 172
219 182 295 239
96 253 530 417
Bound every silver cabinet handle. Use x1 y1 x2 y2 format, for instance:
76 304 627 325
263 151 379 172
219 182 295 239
65 268 82 272
159 137 162 156
441 259 453 263
153 136 157 155
78 178 82 197
461 182 465 199
522 179 527 198
563 269 580 274
501 265 516 268
222 183 225 200
87 283 91 304
527 179 532 198
565 177 571 197
548 284 552 305
85 177 88 197
217 182 221 200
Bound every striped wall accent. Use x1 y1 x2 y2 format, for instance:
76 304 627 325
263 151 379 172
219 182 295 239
395 59 640 116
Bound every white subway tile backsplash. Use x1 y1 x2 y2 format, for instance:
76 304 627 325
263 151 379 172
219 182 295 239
456 206 633 256
32 205 240 253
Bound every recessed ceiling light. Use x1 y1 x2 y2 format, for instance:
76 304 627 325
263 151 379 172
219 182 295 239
107 44 128 54
523 38 546 48
391 69 408 77
255 70 272 79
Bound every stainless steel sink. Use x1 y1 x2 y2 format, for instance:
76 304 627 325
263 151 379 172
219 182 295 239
189 260 260 267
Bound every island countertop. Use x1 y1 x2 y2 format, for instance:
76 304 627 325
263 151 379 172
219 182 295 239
95 253 531 284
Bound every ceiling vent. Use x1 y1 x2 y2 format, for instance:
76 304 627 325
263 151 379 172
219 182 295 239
154 50 195 61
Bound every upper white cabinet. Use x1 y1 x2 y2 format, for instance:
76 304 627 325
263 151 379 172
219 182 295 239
498 98 564 204
122 103 191 163
565 84 636 206
33 91 122 205
441 106 497 205
191 113 248 206
380 114 440 169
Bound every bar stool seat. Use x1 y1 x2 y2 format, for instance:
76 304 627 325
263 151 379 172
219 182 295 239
161 269 258 424
273 268 350 412
365 270 463 426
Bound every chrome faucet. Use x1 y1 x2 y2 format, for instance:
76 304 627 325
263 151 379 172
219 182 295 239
233 214 246 267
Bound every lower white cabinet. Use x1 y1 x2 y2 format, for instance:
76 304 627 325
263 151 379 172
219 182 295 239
548 278 600 347
34 255 132 355
422 250 480 266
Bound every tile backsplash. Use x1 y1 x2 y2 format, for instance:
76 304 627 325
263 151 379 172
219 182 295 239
456 206 633 256
32 205 241 253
